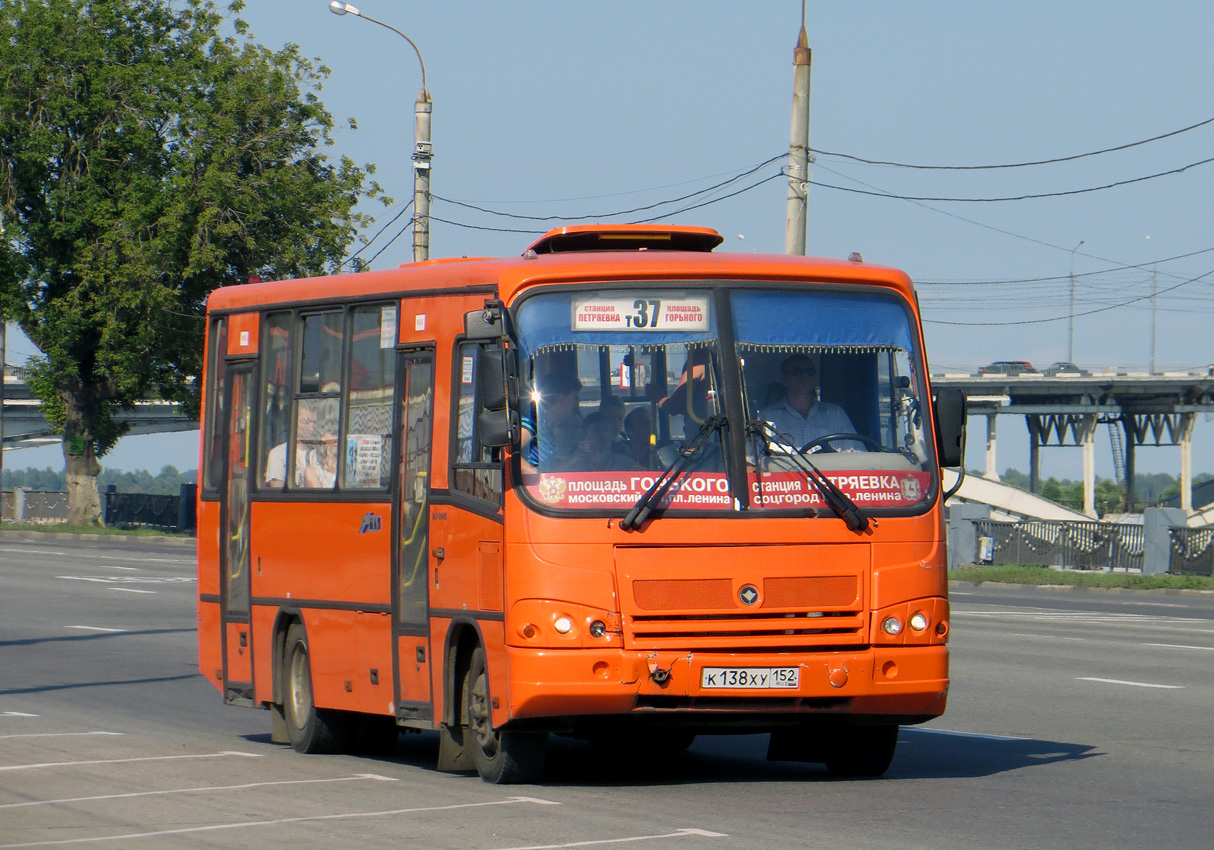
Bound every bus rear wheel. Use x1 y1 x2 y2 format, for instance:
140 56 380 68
464 647 547 784
282 623 350 754
823 724 899 778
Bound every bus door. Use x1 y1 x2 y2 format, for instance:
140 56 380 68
393 349 435 720
219 360 256 703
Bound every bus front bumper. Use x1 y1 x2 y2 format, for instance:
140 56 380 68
504 644 948 724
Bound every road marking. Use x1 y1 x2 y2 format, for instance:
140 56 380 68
1007 633 1087 641
108 588 156 594
487 828 729 850
0 712 39 718
58 576 195 584
0 750 261 772
1145 643 1214 651
0 773 397 810
65 626 125 634
0 732 123 741
910 728 1031 742
109 566 140 572
1077 677 1184 689
0 795 557 847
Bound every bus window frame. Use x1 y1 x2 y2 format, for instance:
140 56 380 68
448 335 505 514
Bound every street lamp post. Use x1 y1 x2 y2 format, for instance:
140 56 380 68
329 2 432 262
1068 239 1084 363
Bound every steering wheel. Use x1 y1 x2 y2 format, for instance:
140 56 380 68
798 433 882 454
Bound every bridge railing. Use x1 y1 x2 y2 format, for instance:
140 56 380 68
1 485 196 533
973 518 1144 572
1168 526 1214 577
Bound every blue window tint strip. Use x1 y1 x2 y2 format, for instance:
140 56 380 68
730 290 915 354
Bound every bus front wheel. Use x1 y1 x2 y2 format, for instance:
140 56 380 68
824 724 899 777
464 647 547 784
283 623 350 754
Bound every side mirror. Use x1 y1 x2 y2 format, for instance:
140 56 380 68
475 346 518 448
464 304 505 341
932 388 966 468
478 409 518 448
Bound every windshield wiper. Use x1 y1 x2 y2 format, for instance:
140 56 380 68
620 414 725 531
748 419 871 533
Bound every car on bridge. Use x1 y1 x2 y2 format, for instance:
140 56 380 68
976 360 1038 376
1042 361 1090 376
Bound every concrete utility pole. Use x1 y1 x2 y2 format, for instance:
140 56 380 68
329 2 432 261
784 5 812 255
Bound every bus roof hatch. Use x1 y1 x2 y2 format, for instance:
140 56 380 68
524 224 724 256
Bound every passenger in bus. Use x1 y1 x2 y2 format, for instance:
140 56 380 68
543 417 585 472
264 405 318 488
597 396 628 451
520 372 583 474
760 354 861 450
565 412 644 472
647 346 714 428
620 406 655 468
304 415 340 488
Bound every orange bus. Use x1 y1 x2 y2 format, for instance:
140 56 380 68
197 224 965 783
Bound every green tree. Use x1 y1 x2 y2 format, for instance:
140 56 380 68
0 0 383 524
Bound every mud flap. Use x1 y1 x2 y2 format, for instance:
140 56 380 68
437 723 475 772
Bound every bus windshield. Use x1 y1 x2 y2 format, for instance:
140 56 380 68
513 284 934 515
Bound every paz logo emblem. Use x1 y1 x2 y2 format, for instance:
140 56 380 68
738 584 760 606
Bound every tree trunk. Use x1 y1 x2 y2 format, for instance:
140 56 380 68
61 392 104 527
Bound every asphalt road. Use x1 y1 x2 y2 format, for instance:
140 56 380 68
1 534 1212 849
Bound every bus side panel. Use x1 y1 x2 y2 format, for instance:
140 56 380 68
250 604 278 706
429 506 505 615
355 610 395 715
251 502 392 604
198 601 223 692
301 608 361 712
197 499 222 690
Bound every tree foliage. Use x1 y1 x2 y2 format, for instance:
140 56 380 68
0 0 384 523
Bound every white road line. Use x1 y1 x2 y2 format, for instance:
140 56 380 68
64 626 125 634
1146 643 1214 651
0 732 123 741
0 795 557 848
108 588 156 594
109 567 140 572
0 712 39 718
58 576 194 584
1077 677 1184 689
487 828 729 850
0 750 261 772
0 773 398 810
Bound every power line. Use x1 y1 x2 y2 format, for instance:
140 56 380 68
811 155 1214 203
812 114 1214 170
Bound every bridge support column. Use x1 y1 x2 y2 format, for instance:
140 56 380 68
984 414 998 480
1081 415 1097 518
1180 412 1196 513
1028 419 1041 494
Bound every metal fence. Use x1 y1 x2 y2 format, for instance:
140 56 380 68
1168 526 1214 577
1 485 196 533
973 519 1145 572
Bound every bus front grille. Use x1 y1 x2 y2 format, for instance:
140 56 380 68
624 610 866 651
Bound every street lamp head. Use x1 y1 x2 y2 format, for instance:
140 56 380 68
329 2 359 16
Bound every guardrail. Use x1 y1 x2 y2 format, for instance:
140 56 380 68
973 518 1145 572
1169 526 1214 577
0 485 196 533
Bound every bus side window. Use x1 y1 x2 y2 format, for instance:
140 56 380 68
343 304 396 489
452 341 503 505
259 311 292 489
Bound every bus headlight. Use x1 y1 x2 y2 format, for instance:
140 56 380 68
882 616 903 636
909 612 929 632
552 615 574 635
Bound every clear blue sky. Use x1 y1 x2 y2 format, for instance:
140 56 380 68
9 0 1214 481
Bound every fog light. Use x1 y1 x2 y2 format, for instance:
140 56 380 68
553 615 574 635
518 623 538 640
909 612 929 632
882 616 903 636
588 620 606 638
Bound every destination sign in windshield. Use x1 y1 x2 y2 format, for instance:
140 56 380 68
572 295 710 332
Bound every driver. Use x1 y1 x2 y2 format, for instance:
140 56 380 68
760 354 861 450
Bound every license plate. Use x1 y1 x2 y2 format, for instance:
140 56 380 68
700 666 799 689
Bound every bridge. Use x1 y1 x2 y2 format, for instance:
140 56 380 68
931 368 1214 518
0 372 196 451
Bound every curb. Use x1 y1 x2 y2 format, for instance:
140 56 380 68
949 579 1214 597
0 528 196 547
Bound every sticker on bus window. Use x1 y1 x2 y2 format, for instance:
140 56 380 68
531 471 731 510
748 471 931 508
572 295 710 332
347 435 385 483
461 355 475 385
380 307 397 348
